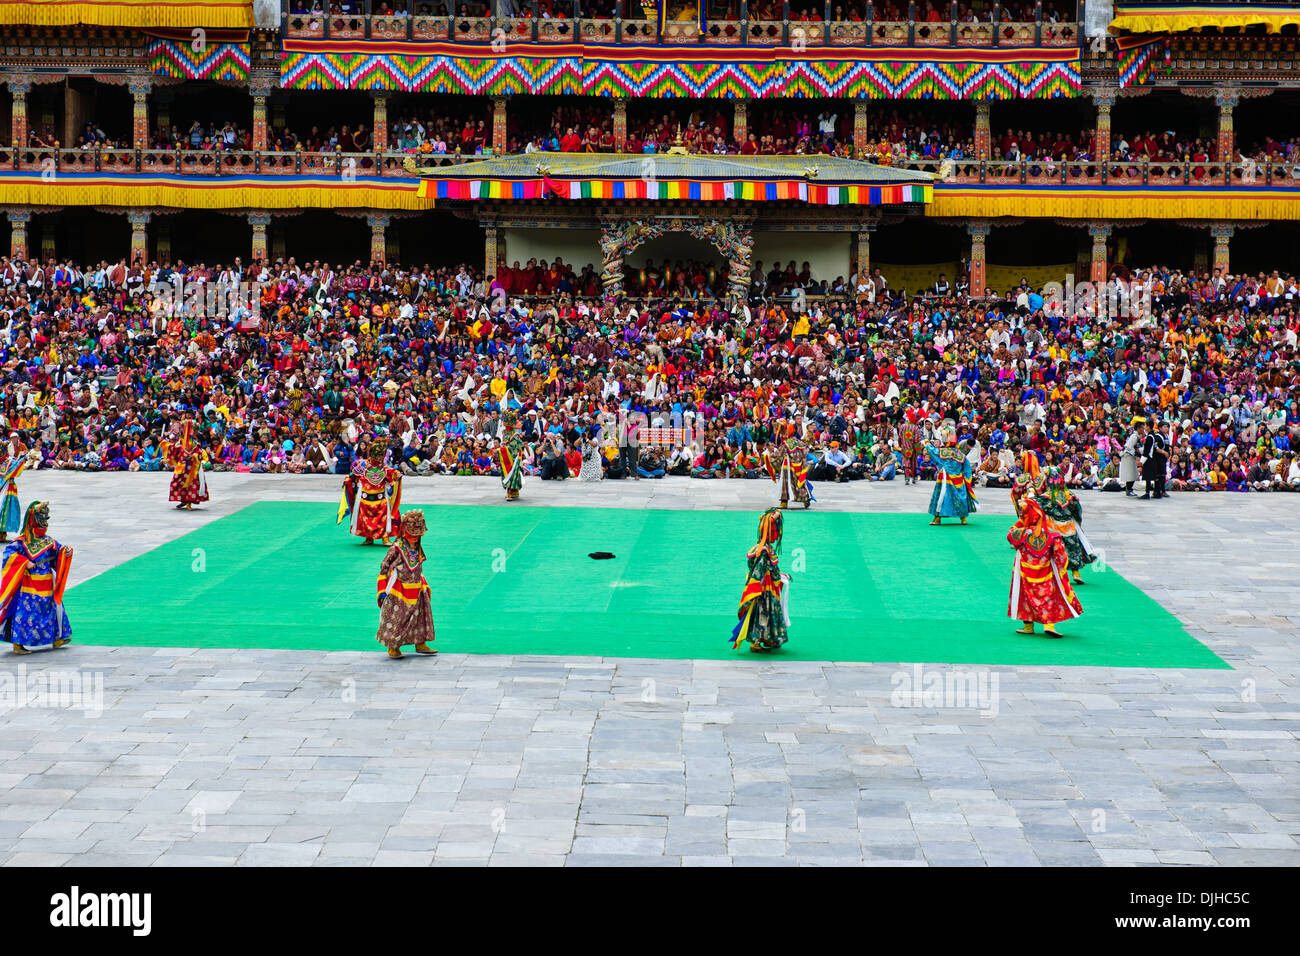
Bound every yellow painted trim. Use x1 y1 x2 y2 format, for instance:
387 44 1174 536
929 187 1300 221
0 0 253 29
0 178 431 211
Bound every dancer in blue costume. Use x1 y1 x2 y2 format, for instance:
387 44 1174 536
0 502 73 654
0 447 38 542
925 426 978 526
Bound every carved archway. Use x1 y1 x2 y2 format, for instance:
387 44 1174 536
600 216 754 301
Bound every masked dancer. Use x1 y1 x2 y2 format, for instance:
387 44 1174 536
0 502 73 654
1007 496 1082 638
167 420 209 510
339 439 402 544
376 510 437 659
732 508 790 653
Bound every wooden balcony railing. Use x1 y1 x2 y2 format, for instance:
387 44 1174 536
11 147 491 178
280 7 1082 50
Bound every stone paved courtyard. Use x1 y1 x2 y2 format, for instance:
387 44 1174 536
1 472 1298 866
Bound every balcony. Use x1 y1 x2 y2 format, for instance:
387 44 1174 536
8 146 492 178
281 3 1080 50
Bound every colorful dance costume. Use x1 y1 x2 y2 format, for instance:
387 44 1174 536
167 421 209 508
0 502 73 653
1010 451 1045 517
0 451 35 539
375 511 436 659
1038 468 1097 583
897 419 921 485
732 508 790 652
1007 497 1082 637
763 427 813 509
925 429 977 524
498 410 525 501
339 441 402 544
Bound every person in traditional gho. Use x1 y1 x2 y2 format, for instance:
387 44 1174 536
1010 450 1044 518
925 426 977 525
375 510 436 659
1037 467 1097 585
498 409 526 501
763 423 813 509
1120 417 1143 497
732 508 789 653
0 447 39 542
1007 496 1082 638
896 416 922 486
0 502 73 655
166 419 209 510
338 439 402 544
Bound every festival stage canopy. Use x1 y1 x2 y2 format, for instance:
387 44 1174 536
0 0 253 29
1110 3 1300 34
414 154 934 207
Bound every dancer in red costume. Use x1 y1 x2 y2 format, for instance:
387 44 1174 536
166 420 209 510
339 440 402 545
1007 496 1083 638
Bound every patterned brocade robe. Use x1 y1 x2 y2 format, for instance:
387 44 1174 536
342 461 402 541
0 536 73 648
499 432 525 495
732 543 789 651
925 445 977 518
1007 525 1082 626
763 437 812 506
375 542 435 650
1038 489 1097 573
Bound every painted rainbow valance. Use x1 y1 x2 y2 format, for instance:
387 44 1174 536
419 177 931 205
1115 34 1170 88
280 40 1080 100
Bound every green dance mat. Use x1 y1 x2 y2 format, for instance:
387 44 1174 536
66 502 1227 669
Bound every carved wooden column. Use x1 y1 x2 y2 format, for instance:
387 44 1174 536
373 94 389 152
968 221 990 297
1216 90 1237 161
484 224 500 279
492 97 508 153
368 213 390 265
8 209 30 260
1211 223 1234 275
1092 89 1114 162
249 211 271 261
250 76 273 151
1089 223 1111 285
9 78 30 150
128 210 151 264
129 75 151 150
853 100 868 157
733 99 748 145
974 101 990 161
613 99 627 151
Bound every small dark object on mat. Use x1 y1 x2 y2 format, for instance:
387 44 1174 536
588 552 616 560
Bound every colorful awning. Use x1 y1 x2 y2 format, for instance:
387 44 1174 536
420 177 931 205
1111 3 1300 34
0 0 254 29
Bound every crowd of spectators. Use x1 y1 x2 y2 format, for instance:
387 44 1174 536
0 249 1296 493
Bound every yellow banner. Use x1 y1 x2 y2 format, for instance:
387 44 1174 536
0 0 253 29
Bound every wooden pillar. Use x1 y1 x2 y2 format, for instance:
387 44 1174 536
128 210 151 265
10 79 30 150
1216 91 1237 161
974 101 990 161
129 76 151 150
492 97 508 154
853 100 868 157
251 82 271 151
373 94 388 152
368 213 389 265
733 99 747 145
852 223 874 285
1089 223 1111 285
249 212 271 261
1211 223 1233 275
968 221 989 297
1093 90 1114 161
484 224 500 279
8 209 30 260
613 99 627 151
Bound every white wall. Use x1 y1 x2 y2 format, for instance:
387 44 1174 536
500 227 852 286
500 228 601 272
752 232 851 286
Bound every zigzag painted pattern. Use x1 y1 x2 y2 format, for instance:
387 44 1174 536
277 51 1081 99
147 39 251 82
